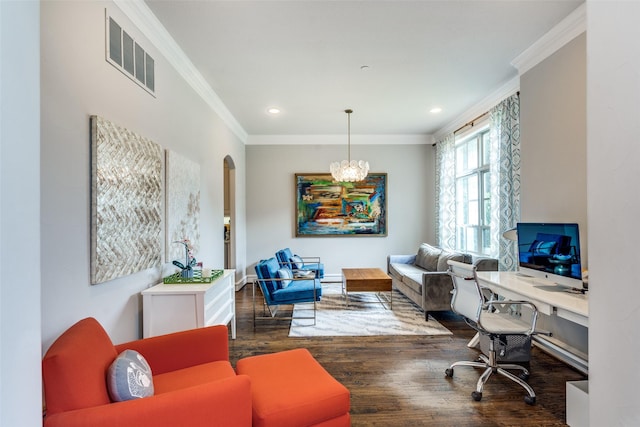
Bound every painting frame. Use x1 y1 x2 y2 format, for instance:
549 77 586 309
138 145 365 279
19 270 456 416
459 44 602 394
295 173 387 237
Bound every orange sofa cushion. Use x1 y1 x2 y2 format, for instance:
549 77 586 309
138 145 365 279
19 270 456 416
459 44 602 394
154 360 237 394
114 324 230 375
42 318 118 414
236 348 350 427
44 376 252 427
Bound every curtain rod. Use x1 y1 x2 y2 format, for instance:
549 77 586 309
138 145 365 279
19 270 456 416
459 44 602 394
453 91 521 135
432 91 520 146
432 112 488 147
453 111 489 135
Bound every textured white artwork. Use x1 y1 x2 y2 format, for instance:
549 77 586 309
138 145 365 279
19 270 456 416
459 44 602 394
90 116 163 284
166 150 201 263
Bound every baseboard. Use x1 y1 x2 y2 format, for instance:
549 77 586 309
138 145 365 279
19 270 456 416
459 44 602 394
235 275 249 291
532 335 588 374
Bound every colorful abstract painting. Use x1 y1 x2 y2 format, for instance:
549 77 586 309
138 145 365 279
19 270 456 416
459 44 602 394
295 173 387 237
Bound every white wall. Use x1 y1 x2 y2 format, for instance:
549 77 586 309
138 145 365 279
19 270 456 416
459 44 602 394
588 2 640 424
520 33 587 253
246 142 434 278
40 1 246 350
519 33 588 355
1 2 42 425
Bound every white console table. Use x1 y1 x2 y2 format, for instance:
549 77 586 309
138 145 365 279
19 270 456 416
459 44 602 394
142 269 236 339
475 271 588 373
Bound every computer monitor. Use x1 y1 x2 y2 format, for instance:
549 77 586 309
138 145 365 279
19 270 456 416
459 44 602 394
516 222 584 289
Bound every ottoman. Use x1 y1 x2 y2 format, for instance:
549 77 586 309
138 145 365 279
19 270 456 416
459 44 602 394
236 348 350 427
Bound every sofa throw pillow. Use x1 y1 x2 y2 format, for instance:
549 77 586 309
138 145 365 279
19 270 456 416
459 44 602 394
290 255 304 270
437 251 467 272
107 349 154 402
415 243 441 271
277 267 293 288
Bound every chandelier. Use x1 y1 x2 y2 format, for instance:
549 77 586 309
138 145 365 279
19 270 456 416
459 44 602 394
330 109 369 182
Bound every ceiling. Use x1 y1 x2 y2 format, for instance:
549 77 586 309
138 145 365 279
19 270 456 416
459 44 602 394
145 0 583 137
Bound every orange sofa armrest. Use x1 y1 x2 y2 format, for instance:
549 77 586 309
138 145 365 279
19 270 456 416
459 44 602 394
115 325 229 375
44 374 251 427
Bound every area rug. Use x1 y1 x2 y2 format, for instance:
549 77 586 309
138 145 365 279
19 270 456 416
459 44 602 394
288 284 453 337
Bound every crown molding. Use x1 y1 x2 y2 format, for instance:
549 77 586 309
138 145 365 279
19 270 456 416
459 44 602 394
113 0 248 143
246 134 433 146
511 2 586 75
433 3 585 142
433 76 519 141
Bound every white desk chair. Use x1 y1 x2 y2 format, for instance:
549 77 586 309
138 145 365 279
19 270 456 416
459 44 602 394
445 260 541 405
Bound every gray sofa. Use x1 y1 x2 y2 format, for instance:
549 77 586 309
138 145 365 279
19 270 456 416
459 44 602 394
387 243 498 320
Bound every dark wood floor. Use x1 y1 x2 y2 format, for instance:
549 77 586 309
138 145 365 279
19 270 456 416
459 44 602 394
228 284 586 426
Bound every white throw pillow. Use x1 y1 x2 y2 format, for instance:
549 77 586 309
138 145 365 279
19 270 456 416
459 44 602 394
277 267 293 288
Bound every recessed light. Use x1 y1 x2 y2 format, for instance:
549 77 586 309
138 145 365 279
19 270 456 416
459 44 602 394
430 107 442 114
267 107 281 114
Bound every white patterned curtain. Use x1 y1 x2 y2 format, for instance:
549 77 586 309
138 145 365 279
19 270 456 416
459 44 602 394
488 93 521 271
435 133 456 250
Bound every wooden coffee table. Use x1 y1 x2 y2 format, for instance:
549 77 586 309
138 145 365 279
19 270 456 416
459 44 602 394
342 268 392 309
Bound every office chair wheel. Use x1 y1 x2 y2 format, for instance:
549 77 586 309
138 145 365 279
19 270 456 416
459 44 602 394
471 391 482 401
518 372 530 381
524 395 536 405
445 368 454 377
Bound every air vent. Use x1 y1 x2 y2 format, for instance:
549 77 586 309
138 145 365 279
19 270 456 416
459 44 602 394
106 12 155 95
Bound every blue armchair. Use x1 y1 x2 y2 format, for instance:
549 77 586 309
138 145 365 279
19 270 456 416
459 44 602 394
254 257 322 327
275 247 325 279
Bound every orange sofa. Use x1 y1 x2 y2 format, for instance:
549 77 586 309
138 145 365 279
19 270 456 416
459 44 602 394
42 318 252 427
43 318 351 427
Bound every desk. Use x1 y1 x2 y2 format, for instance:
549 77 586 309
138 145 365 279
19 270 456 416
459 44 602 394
475 271 588 373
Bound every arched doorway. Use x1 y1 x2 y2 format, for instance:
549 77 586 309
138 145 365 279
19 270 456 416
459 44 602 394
223 156 236 269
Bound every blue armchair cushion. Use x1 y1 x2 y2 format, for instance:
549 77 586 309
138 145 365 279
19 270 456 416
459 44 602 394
255 257 322 304
275 248 294 268
271 279 321 304
277 268 292 288
255 257 281 295
275 248 325 278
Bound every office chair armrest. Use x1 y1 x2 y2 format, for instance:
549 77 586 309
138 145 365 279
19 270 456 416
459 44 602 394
482 299 539 334
484 299 537 312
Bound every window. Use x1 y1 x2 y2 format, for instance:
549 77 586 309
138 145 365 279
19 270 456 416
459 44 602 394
437 94 520 267
454 126 491 255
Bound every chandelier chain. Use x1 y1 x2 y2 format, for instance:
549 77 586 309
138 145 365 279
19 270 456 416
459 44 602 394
329 108 369 182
